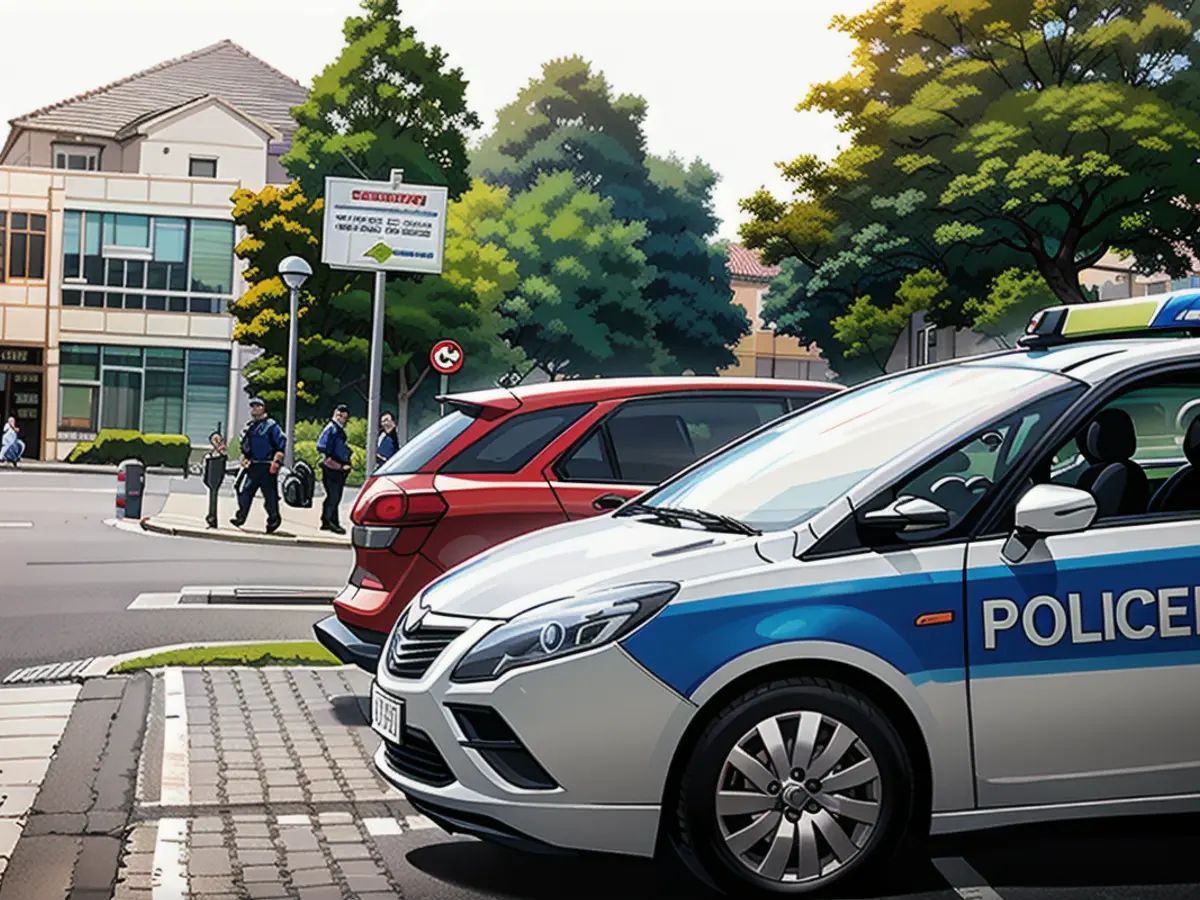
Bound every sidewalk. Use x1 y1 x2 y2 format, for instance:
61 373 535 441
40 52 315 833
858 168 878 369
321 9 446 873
14 460 187 477
137 493 354 548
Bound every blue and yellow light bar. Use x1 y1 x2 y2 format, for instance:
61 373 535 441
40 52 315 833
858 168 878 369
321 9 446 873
1020 290 1200 347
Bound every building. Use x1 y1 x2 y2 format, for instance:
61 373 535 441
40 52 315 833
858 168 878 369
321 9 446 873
0 41 307 460
722 244 831 381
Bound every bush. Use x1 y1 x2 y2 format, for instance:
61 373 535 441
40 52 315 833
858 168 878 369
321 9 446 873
295 417 368 449
67 429 192 469
293 440 367 487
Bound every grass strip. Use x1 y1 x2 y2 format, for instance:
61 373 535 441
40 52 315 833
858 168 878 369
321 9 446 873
112 641 341 673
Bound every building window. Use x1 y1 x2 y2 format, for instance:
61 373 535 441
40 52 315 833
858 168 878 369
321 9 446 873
61 210 232 314
189 157 218 178
754 357 774 378
58 343 230 443
775 358 803 380
1 212 48 281
916 324 938 366
52 143 101 171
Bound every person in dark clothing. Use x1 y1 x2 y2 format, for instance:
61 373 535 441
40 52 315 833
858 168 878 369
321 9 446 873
232 397 286 533
377 411 400 467
317 404 353 534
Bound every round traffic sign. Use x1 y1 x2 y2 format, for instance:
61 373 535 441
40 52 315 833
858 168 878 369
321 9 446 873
430 339 464 375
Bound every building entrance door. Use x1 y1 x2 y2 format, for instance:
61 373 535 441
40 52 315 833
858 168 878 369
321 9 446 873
0 346 45 460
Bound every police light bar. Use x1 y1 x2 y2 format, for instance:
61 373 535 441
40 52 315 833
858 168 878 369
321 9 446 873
1018 290 1200 348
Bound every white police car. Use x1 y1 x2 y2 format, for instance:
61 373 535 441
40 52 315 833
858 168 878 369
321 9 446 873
370 293 1200 896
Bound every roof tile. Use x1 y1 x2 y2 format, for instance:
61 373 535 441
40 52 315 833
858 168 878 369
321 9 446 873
727 243 781 280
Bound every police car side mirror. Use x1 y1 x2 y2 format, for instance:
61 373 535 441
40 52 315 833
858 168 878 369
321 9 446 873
858 495 950 531
1002 484 1097 564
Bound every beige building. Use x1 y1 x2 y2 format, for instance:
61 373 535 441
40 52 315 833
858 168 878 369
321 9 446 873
0 40 307 460
721 244 831 381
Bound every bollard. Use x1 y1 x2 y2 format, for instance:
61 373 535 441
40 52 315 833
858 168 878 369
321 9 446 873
117 458 145 520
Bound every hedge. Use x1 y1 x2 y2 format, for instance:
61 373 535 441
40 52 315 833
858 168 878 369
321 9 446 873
293 440 367 487
67 429 192 469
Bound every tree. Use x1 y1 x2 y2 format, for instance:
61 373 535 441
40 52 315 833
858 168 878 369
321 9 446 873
965 269 1057 349
474 57 747 372
284 0 480 202
467 172 661 380
743 0 1200 367
829 268 949 375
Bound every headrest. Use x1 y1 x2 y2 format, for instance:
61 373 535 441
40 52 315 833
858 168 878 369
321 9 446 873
1081 408 1137 463
1184 416 1200 466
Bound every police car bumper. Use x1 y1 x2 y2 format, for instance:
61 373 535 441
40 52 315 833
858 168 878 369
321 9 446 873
371 622 694 857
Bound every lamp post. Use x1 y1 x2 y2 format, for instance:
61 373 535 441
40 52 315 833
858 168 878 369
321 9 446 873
278 255 312 469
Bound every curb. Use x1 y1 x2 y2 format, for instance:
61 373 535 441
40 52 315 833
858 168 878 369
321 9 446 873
15 461 187 476
127 517 350 549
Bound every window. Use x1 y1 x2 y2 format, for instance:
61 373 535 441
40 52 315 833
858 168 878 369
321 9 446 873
775 358 803 380
189 157 218 178
916 324 937 366
376 412 475 475
189 220 234 294
53 144 100 171
755 357 774 378
440 404 593 475
57 343 230 443
642 366 1081 534
565 396 790 486
3 212 47 281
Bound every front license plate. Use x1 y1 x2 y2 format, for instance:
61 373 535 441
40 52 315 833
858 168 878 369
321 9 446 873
371 684 405 745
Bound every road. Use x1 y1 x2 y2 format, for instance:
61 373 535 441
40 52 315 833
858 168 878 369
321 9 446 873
0 469 349 677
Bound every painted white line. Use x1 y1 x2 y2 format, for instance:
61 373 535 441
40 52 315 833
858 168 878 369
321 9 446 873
127 593 184 609
404 814 437 831
151 817 188 900
0 487 115 493
0 522 32 528
933 857 1007 900
364 817 402 836
159 668 189 806
277 814 310 825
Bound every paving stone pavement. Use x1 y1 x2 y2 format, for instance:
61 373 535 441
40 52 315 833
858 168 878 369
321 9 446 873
112 667 425 900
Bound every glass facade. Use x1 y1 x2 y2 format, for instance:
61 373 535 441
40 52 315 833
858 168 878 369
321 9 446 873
61 211 234 314
58 343 230 445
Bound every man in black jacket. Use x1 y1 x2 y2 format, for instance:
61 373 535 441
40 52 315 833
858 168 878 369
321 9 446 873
317 404 353 534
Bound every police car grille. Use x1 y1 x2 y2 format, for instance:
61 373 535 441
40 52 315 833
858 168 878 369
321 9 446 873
383 727 454 787
387 622 467 679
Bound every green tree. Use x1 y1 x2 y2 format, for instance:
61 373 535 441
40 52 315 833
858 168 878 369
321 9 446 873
284 0 480 201
743 0 1200 366
965 269 1057 349
829 267 948 375
474 57 748 372
467 172 660 380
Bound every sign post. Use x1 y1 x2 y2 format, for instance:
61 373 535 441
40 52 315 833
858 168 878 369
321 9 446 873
430 339 464 417
321 171 449 476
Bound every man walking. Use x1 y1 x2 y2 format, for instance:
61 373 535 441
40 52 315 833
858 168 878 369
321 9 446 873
317 403 353 535
231 397 286 533
377 411 400 467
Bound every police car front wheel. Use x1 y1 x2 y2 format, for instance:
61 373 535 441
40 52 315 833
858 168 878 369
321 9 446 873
672 676 916 897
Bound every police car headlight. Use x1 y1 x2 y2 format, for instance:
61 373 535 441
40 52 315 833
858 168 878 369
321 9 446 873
449 582 679 683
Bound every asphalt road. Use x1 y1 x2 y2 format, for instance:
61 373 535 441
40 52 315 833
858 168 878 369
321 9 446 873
0 469 351 677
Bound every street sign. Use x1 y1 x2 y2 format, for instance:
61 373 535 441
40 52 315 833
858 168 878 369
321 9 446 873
321 175 449 275
430 340 464 375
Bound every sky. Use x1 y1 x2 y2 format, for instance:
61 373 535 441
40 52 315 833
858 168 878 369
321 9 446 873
0 0 874 240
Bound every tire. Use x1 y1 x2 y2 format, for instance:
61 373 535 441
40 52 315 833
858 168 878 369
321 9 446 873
672 676 917 897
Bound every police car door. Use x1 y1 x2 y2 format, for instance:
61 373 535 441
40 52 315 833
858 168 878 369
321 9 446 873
965 368 1200 809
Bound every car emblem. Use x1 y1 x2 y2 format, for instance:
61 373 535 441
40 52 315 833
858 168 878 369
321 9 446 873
404 608 427 634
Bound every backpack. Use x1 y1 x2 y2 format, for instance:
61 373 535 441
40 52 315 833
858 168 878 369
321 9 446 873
283 460 316 509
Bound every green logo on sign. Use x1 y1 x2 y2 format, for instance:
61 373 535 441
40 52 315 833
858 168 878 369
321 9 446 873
364 242 393 264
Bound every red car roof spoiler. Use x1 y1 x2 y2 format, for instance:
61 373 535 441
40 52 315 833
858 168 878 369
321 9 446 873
436 388 522 420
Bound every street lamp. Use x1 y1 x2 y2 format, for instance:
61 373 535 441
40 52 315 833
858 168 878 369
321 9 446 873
278 255 312 469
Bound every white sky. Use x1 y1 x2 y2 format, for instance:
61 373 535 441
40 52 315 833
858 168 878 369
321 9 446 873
0 0 873 239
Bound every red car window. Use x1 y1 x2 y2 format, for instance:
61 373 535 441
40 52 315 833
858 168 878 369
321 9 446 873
439 403 594 474
375 411 474 475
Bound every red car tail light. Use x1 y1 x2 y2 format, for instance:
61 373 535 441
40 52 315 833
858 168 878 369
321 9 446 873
349 566 385 590
360 490 447 526
371 495 408 522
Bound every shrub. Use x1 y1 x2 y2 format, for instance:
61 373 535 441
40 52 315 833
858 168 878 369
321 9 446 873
293 440 367 487
67 430 192 469
295 417 368 449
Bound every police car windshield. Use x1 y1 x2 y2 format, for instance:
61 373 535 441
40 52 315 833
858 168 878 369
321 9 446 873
375 411 473 475
643 365 1073 533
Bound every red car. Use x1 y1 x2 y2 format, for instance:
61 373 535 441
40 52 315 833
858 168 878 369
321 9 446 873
314 376 840 669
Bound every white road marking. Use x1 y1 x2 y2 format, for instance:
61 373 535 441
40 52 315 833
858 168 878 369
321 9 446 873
159 668 189 806
277 814 310 826
0 487 116 493
934 856 1007 900
127 592 331 611
364 817 403 836
150 817 188 900
404 814 437 831
0 522 32 528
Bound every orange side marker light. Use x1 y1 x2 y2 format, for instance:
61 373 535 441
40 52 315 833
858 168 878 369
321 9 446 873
915 611 954 627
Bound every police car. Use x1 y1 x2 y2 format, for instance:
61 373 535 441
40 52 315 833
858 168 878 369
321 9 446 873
370 293 1200 897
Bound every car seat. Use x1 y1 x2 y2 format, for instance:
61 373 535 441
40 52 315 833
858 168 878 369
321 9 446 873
1146 418 1200 514
1074 408 1149 518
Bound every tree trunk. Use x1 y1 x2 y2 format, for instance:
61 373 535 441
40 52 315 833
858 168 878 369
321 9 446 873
1036 250 1089 306
397 367 410 445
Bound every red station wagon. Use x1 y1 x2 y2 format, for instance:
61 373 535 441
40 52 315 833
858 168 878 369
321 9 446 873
314 376 841 669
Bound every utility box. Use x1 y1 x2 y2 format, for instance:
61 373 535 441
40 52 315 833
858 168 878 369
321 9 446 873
117 458 145 520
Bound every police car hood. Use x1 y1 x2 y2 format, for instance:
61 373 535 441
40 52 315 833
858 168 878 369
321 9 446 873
415 515 789 621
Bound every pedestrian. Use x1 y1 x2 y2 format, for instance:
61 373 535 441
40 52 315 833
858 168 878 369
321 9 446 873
377 411 400 467
201 430 231 529
231 397 286 533
1 416 24 467
317 403 353 534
